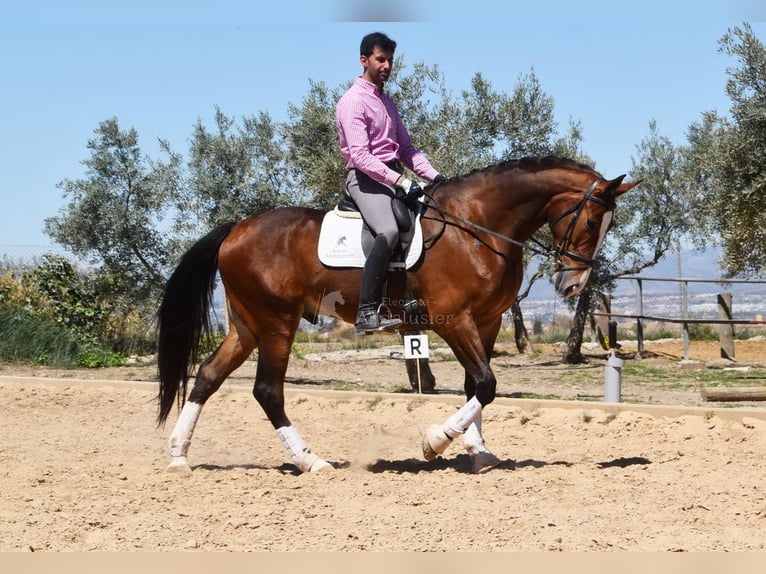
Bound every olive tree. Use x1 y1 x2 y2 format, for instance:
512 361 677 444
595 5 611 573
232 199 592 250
683 23 766 276
45 118 180 312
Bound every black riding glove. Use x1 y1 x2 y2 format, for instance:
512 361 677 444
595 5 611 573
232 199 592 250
433 173 447 183
396 176 424 200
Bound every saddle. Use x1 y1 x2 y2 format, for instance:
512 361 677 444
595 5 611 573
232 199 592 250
335 189 422 266
317 191 425 318
317 191 425 270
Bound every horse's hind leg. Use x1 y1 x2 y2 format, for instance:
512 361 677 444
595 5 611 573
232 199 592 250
461 393 501 474
253 331 333 474
166 322 255 474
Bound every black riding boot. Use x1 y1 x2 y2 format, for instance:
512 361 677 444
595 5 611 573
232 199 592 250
356 235 403 335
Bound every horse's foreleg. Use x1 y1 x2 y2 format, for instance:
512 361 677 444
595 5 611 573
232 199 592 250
423 317 501 472
274 425 332 473
166 326 254 474
424 395 500 473
422 395 483 461
459 369 501 473
253 333 332 474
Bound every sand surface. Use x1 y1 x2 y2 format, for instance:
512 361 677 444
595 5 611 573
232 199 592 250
2 338 766 551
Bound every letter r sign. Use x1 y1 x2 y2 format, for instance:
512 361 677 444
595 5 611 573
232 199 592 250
403 334 430 359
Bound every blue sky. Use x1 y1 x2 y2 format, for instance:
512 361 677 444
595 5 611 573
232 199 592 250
1 1 764 247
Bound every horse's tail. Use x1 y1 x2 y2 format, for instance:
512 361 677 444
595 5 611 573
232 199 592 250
156 222 236 426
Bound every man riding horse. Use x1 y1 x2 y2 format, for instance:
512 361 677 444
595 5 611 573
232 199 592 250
335 31 446 335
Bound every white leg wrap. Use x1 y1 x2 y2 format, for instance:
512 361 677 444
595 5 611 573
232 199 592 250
276 425 332 473
168 402 202 457
462 415 501 473
166 401 203 474
444 396 483 438
423 397 484 461
463 418 490 455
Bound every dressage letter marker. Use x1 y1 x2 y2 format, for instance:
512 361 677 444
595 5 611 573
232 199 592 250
404 334 429 395
404 334 429 359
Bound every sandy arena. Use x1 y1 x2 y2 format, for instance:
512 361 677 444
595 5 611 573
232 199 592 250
1 338 765 551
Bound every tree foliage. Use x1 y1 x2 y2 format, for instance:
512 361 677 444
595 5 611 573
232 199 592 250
51 44 759 364
42 60 600 359
184 106 293 231
45 118 179 310
683 23 766 276
284 80 348 209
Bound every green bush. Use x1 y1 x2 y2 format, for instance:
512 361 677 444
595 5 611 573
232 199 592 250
687 323 719 341
0 307 128 368
0 307 78 366
0 258 137 368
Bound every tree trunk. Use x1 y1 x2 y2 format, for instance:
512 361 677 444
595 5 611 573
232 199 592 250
510 301 532 354
563 289 591 364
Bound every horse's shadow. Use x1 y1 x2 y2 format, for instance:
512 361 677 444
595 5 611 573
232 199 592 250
349 455 652 474
194 455 651 475
362 454 573 474
596 456 652 468
193 462 271 472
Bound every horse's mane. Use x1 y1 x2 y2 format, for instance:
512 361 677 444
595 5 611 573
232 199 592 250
457 156 601 181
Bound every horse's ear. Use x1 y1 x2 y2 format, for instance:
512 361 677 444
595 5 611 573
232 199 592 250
603 175 638 197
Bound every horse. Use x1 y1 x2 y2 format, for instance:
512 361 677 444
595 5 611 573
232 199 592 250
156 156 637 474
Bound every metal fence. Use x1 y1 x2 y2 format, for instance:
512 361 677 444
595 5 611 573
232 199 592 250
0 244 73 267
596 276 766 360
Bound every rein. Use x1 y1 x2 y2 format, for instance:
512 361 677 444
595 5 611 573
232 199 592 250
422 177 609 267
422 196 551 257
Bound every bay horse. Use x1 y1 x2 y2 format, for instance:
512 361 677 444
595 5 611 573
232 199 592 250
156 156 636 474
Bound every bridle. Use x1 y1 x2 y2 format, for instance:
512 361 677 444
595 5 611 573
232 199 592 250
422 176 615 270
547 177 614 271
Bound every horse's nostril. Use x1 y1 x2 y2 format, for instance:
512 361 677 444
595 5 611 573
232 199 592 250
562 283 579 298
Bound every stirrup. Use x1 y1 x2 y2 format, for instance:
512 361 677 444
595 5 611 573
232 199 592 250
355 305 402 335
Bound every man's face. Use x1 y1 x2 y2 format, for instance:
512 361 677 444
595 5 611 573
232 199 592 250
361 46 394 87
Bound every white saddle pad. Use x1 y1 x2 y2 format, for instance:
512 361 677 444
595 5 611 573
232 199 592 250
317 208 424 269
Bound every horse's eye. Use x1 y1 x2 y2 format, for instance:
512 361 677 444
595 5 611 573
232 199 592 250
586 219 596 229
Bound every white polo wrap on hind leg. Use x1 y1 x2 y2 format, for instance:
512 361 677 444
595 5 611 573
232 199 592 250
444 396 483 438
463 413 501 473
276 425 330 473
168 401 203 457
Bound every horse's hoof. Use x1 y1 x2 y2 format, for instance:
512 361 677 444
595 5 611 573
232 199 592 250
471 451 501 474
298 451 333 473
309 458 334 473
422 424 452 461
166 456 192 475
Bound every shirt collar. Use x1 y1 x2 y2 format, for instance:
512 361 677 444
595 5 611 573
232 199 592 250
355 75 384 96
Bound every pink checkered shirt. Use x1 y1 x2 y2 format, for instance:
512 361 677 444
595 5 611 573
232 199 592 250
335 76 439 186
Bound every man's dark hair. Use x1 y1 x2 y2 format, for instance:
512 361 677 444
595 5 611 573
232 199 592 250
360 32 396 57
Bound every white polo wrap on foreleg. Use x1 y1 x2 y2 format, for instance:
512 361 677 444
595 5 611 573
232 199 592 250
444 396 483 438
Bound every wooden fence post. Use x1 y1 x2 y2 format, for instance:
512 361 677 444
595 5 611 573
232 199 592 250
681 280 690 361
718 292 735 360
635 278 644 358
